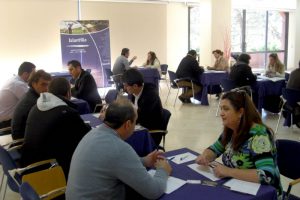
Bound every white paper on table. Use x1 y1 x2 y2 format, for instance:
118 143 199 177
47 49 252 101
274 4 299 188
70 97 77 100
167 152 197 164
148 170 186 194
188 163 220 181
134 124 146 131
205 70 226 73
257 75 285 82
92 113 100 118
224 179 261 195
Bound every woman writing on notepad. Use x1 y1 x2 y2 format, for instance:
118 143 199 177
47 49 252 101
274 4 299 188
196 90 282 195
266 53 285 77
143 51 161 75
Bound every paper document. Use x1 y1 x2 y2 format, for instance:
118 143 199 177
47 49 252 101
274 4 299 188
148 170 186 194
188 163 220 181
167 152 197 164
224 179 261 195
135 124 146 131
257 75 285 82
205 70 226 73
70 97 77 100
92 113 100 118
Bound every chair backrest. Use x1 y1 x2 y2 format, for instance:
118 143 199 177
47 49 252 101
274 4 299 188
20 182 40 200
167 70 177 86
162 108 171 130
282 88 300 108
0 145 21 192
104 68 113 78
160 64 168 75
276 139 300 180
220 79 236 92
105 89 119 104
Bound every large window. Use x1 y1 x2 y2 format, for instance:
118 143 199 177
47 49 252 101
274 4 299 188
188 7 201 54
231 9 288 69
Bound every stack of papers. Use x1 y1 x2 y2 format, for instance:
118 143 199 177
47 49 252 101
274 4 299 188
148 170 186 194
223 179 261 195
134 124 146 131
257 75 285 82
167 152 197 164
188 163 220 181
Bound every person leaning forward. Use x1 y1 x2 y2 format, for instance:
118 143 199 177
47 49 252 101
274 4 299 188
67 98 172 200
176 50 204 103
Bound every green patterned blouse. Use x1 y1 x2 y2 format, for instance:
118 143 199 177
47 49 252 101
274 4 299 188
208 123 282 195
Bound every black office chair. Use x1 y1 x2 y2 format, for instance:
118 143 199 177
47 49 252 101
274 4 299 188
149 108 171 151
215 79 236 116
0 126 12 137
275 88 300 133
276 139 300 200
165 70 195 106
160 64 168 81
104 68 115 87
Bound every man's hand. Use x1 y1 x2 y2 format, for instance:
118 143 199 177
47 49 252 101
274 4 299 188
155 159 172 176
143 150 164 168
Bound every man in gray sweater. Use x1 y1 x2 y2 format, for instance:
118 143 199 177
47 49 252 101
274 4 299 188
66 98 171 200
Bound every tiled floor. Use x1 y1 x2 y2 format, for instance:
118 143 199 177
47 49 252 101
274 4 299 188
1 82 299 199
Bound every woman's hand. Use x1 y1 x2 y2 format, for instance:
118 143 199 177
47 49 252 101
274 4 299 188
196 154 210 166
211 162 231 178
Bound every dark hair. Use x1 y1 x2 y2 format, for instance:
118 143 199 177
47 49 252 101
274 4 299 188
104 98 136 129
122 68 144 86
231 53 239 61
212 49 223 56
188 50 197 56
48 77 70 97
146 51 158 65
18 62 36 76
121 48 130 56
67 60 82 69
28 70 52 88
221 90 273 151
238 54 251 64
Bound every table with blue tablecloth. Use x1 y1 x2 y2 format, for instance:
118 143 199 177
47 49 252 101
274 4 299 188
159 148 277 200
138 68 160 90
71 98 91 114
253 79 286 113
195 71 229 105
80 114 156 157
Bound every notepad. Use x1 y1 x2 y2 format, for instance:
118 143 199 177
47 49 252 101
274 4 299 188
224 179 261 195
188 163 220 181
148 170 186 194
167 152 197 164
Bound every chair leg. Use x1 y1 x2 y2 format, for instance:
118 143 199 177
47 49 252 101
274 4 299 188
215 98 221 117
1 178 7 200
174 88 180 107
163 135 165 150
275 110 283 134
165 87 171 105
0 170 4 193
191 81 195 100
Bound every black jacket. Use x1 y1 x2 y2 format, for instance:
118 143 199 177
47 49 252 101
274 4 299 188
129 83 163 130
176 55 204 83
21 93 91 176
71 70 102 111
229 62 257 87
12 88 39 140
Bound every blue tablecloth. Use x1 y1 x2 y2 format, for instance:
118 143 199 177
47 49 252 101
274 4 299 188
138 68 160 89
196 71 229 105
50 71 72 81
253 80 286 113
160 148 277 200
71 98 91 114
80 114 156 157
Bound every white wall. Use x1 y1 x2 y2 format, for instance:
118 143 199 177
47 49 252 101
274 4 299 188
0 0 167 86
293 0 300 68
166 3 188 71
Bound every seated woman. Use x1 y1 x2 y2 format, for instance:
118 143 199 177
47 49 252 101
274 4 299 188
207 49 229 71
196 91 282 195
143 51 161 75
266 53 285 77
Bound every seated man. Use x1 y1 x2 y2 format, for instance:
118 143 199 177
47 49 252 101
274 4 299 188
12 70 52 139
0 62 36 128
68 60 102 112
112 48 137 90
21 78 91 176
176 50 204 103
67 99 171 200
122 68 164 146
287 60 300 91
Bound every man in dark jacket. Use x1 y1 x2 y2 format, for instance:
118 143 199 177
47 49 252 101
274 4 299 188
229 53 257 87
21 78 91 176
11 70 52 139
68 60 102 112
122 68 164 146
176 50 204 103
